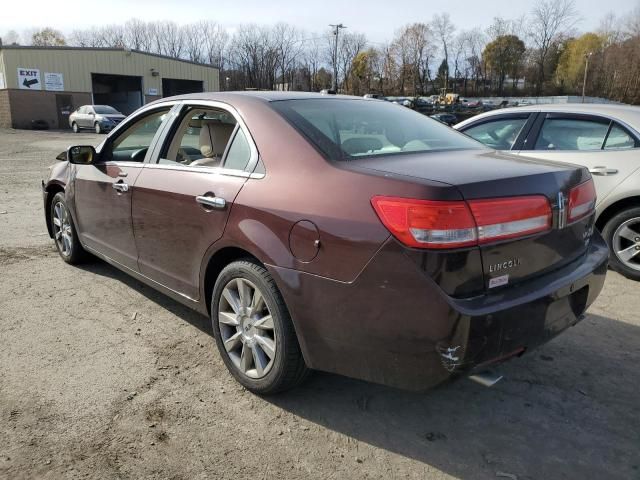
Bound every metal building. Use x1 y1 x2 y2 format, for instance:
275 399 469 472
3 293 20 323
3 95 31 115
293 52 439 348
0 46 219 129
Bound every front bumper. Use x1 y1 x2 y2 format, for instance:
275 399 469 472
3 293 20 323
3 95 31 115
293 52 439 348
270 233 609 391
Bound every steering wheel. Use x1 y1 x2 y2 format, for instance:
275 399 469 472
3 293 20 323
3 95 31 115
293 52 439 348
130 147 148 162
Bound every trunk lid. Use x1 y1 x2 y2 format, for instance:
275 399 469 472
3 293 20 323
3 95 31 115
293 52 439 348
352 149 595 291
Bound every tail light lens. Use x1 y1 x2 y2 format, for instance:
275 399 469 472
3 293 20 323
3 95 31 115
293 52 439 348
370 197 476 249
469 196 552 244
568 179 596 223
371 195 552 249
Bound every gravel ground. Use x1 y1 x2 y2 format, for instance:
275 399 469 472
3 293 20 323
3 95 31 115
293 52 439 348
0 129 638 480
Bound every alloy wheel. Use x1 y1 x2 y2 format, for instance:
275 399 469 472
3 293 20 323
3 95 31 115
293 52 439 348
52 201 73 257
612 217 640 272
218 278 277 379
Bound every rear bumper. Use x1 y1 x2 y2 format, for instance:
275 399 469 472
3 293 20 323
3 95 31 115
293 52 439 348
443 234 608 376
270 233 609 391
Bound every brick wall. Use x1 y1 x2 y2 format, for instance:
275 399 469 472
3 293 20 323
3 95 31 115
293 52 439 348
6 90 92 129
0 90 12 128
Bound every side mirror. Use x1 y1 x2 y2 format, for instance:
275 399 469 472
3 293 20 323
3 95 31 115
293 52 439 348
67 145 96 164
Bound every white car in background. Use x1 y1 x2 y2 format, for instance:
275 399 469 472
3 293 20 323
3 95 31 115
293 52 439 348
455 104 640 281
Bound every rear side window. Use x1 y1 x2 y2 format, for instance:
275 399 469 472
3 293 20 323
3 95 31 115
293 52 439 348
604 124 637 150
223 129 252 171
463 117 529 150
534 118 609 151
270 99 482 161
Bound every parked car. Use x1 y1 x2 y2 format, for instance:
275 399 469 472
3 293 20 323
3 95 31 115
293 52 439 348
430 113 458 126
69 105 126 134
455 104 640 280
43 92 607 394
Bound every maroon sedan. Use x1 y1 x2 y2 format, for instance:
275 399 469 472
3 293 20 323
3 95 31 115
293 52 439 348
42 92 608 394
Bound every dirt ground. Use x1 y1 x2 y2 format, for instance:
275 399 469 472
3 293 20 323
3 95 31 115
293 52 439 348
0 129 638 480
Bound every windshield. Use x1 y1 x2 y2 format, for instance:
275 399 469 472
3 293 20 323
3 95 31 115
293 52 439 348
94 106 120 115
270 99 482 160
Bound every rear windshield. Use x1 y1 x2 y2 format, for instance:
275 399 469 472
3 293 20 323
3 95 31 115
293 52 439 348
94 106 120 114
270 98 482 160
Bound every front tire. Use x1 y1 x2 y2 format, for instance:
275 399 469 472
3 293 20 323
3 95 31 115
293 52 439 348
211 260 309 394
72 122 79 133
602 207 640 281
50 192 89 264
94 123 102 134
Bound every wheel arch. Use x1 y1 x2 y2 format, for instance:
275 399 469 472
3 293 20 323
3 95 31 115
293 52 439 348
202 246 262 316
44 182 65 238
596 196 640 232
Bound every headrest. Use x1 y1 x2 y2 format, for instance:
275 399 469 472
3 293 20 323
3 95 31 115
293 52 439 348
199 121 235 158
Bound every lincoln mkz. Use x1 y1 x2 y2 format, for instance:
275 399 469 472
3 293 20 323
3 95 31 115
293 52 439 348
43 92 608 393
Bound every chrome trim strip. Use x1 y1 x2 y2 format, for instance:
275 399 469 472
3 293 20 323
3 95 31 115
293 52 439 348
143 162 265 179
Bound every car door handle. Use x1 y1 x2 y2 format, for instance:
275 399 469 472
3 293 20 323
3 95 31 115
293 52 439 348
589 166 618 176
196 195 226 210
112 182 129 192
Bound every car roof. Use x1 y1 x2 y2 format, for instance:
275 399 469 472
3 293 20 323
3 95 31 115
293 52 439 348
456 103 640 131
151 91 365 105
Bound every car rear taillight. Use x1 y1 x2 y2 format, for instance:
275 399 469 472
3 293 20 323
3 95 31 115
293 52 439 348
370 197 477 249
468 196 552 244
568 179 596 223
371 195 552 249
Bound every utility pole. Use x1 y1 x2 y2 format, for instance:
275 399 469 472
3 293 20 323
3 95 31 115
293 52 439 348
582 51 593 103
329 23 346 92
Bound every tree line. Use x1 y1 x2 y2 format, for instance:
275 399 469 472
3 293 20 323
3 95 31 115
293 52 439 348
2 0 640 104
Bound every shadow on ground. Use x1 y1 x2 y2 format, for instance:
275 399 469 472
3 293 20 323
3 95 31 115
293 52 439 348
80 259 640 480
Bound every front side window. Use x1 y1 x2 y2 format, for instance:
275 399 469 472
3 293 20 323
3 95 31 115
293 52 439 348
463 117 529 150
104 108 170 162
534 118 609 151
270 99 482 161
604 124 637 150
161 108 239 168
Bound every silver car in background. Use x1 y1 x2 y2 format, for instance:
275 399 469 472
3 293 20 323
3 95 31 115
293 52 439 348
69 105 126 134
455 104 640 281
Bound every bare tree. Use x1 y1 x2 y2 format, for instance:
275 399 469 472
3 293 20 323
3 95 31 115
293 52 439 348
1 30 21 46
124 19 152 51
338 32 367 92
528 0 578 93
431 13 455 87
272 23 304 90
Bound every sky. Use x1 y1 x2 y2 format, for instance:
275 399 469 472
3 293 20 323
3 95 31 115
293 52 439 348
0 0 636 43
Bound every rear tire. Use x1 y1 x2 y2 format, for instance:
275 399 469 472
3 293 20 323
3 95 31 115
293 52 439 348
602 207 640 281
72 122 79 133
211 259 309 394
49 192 89 265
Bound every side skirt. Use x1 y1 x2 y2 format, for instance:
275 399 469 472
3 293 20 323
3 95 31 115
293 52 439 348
84 244 209 317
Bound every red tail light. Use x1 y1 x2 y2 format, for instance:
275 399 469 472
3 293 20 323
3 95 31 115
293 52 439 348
371 195 551 249
468 196 552 244
370 197 476 249
568 179 596 223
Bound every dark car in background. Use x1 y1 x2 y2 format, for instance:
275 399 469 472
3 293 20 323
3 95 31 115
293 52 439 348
43 92 607 394
430 112 458 126
69 105 126 134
